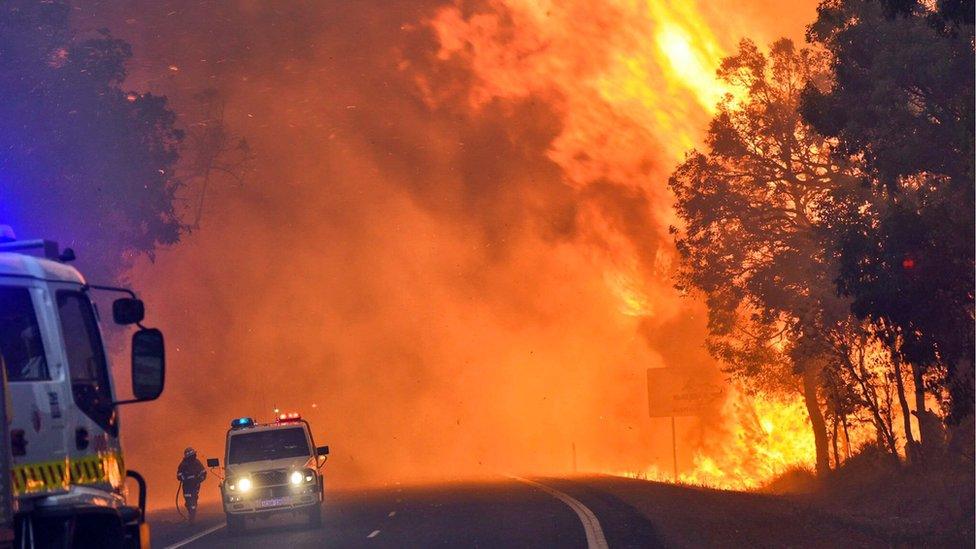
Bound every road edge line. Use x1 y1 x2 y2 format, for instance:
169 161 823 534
510 476 609 549
162 522 226 549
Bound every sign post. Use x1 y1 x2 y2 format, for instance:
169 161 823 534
670 415 677 482
647 368 725 483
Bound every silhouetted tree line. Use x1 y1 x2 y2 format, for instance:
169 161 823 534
0 2 250 282
0 1 184 283
670 0 973 474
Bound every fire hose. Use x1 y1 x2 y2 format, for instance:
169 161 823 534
174 480 187 521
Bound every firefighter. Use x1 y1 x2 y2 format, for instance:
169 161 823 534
177 447 207 523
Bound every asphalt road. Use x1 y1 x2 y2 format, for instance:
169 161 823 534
150 476 662 548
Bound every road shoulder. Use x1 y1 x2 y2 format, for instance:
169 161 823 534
567 475 885 548
538 477 664 549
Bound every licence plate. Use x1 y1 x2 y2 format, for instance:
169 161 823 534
259 497 288 508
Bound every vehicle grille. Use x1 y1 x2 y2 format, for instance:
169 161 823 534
253 469 287 486
269 485 294 498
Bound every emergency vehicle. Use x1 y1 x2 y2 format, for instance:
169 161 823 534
0 228 165 548
1 365 15 548
207 413 328 534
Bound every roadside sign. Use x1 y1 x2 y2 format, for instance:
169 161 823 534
647 367 725 417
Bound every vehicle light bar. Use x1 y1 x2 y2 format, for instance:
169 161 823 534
230 417 255 429
276 412 301 422
0 225 15 242
0 237 61 259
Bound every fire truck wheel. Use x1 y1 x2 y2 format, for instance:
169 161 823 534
72 513 126 548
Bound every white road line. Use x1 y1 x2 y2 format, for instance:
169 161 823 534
388 511 396 517
162 522 226 549
511 477 609 549
367 529 381 538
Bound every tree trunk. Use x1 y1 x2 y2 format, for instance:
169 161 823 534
891 352 916 460
841 414 851 459
193 165 213 228
864 386 898 457
801 365 830 476
831 414 841 468
911 361 926 445
846 335 898 457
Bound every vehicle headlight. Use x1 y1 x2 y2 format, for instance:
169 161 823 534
238 477 252 492
290 470 303 485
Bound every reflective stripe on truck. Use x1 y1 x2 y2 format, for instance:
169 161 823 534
10 451 124 496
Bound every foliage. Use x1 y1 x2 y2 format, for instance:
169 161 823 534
665 28 969 472
0 0 185 283
802 0 975 422
669 38 869 474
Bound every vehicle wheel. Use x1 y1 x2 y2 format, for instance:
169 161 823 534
226 514 246 536
71 513 125 549
307 505 322 529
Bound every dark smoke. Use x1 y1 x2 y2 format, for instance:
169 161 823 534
68 0 796 506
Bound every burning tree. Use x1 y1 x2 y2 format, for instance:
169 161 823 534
182 88 254 229
668 38 882 475
802 0 975 430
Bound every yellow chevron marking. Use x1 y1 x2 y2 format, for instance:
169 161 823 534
11 452 123 497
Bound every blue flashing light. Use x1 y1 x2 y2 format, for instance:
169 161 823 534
0 225 16 243
230 417 255 429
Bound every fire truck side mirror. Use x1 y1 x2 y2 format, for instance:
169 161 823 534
113 298 145 325
131 328 165 401
207 458 220 468
316 445 329 456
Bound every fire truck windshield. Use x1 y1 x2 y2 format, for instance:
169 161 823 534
228 427 311 464
0 287 50 381
56 290 117 435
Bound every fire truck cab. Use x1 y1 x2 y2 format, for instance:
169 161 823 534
0 229 165 548
207 414 328 535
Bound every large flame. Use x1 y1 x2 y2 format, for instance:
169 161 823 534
427 0 841 489
616 390 818 489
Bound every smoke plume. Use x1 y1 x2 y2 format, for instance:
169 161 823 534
73 0 817 506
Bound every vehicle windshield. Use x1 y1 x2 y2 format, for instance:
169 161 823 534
228 427 310 464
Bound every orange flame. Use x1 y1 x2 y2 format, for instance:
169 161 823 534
429 0 845 490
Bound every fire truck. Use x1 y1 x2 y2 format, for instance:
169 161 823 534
0 227 165 548
1 366 15 548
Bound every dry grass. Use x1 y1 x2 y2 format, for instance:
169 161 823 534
585 475 882 547
765 418 975 546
